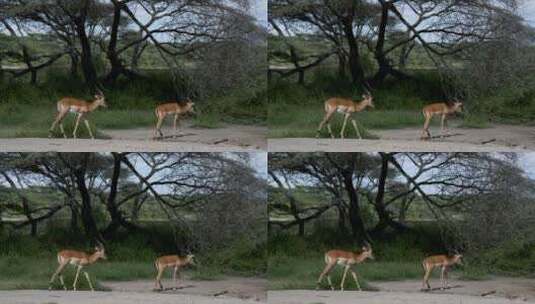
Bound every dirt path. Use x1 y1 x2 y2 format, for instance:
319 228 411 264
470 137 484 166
0 277 266 304
268 290 533 304
0 124 266 152
103 277 266 301
268 277 535 304
269 124 535 152
372 278 535 302
0 290 260 304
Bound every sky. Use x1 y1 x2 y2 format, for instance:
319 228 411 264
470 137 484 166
520 0 535 26
251 0 267 25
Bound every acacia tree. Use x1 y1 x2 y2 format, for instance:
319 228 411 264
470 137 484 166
269 0 526 90
0 152 264 251
268 152 523 247
0 0 257 93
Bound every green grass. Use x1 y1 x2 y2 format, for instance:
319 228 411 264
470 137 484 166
0 70 266 138
268 254 429 290
269 102 423 138
0 227 266 290
268 68 535 137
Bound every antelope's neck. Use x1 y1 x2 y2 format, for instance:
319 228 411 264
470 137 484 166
355 101 368 111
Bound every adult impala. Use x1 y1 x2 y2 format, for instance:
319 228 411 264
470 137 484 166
421 100 463 140
316 93 374 139
422 253 463 290
49 90 107 139
154 99 195 138
316 246 374 291
49 244 107 291
154 254 196 290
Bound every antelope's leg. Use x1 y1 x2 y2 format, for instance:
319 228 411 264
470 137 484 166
440 266 446 289
440 114 446 137
327 123 334 139
83 272 94 291
340 113 350 139
173 266 178 288
423 265 432 289
173 114 178 131
351 118 361 139
155 115 165 137
59 275 67 290
49 262 68 290
317 262 336 290
317 110 335 138
340 265 350 291
49 111 67 137
156 266 165 290
73 265 82 291
84 119 94 139
73 113 84 139
422 114 432 139
350 269 361 291
444 267 449 288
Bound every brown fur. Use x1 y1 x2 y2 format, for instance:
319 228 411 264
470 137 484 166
49 246 106 291
316 94 374 139
49 91 107 139
154 254 195 290
422 254 463 290
154 100 195 137
316 247 374 291
421 101 463 139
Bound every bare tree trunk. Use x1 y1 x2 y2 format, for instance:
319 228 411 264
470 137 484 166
74 0 98 90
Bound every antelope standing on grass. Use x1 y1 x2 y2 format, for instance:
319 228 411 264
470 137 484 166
49 244 107 291
49 90 107 139
316 246 374 291
421 100 463 140
154 254 196 290
422 254 463 290
154 99 195 137
316 93 374 139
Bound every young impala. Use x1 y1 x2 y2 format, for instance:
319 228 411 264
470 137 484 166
49 244 107 291
316 93 374 139
421 100 463 140
422 253 463 290
154 99 195 137
316 246 374 291
154 254 196 290
49 90 107 139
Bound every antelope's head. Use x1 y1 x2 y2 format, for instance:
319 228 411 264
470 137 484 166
452 253 463 265
94 245 107 260
452 99 463 113
360 246 374 260
95 90 107 108
186 254 196 265
362 93 374 108
185 98 195 113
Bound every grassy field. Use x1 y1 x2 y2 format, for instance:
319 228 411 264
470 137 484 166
268 67 534 138
267 225 535 291
0 70 266 138
0 227 266 291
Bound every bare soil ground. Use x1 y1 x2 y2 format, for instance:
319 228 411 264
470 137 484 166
268 277 535 304
0 124 267 152
269 124 535 152
0 277 266 304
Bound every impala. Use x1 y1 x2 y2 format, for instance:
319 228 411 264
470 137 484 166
421 100 463 140
154 99 195 137
49 244 107 291
154 254 196 290
316 246 374 291
49 90 107 139
316 93 374 139
422 253 463 290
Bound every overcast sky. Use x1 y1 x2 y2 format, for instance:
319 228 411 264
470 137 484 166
520 0 535 26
